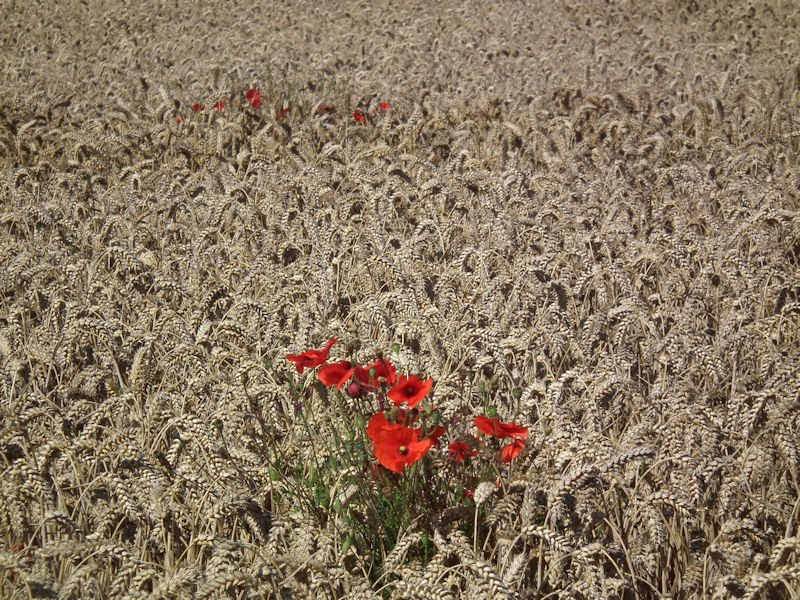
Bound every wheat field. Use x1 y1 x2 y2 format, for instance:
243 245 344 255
1 0 799 598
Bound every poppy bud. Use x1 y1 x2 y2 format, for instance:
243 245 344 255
346 381 366 398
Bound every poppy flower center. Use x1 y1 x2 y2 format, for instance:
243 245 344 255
397 445 408 455
404 386 416 397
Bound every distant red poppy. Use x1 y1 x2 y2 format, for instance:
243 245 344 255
367 412 433 473
448 440 477 463
212 100 225 111
318 360 352 386
316 103 332 114
500 439 526 463
388 375 433 408
176 116 186 124
474 416 528 439
191 103 205 112
379 101 390 112
353 110 366 122
274 107 290 121
286 338 337 372
245 88 262 109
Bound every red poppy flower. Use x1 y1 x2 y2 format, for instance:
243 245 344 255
474 416 528 439
429 426 446 446
212 100 225 111
318 360 352 386
191 103 205 112
367 412 433 473
286 338 337 373
274 107 290 121
325 365 363 389
316 103 332 114
388 375 433 408
327 364 377 397
500 439 526 463
367 358 398 386
448 440 477 464
380 101 390 112
245 88 262 109
346 365 369 385
334 358 399 394
353 110 366 122
176 116 186 124
367 411 403 440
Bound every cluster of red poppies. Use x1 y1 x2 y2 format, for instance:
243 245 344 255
177 88 389 124
286 339 528 475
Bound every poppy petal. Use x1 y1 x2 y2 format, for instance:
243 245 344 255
474 415 498 436
448 440 476 463
366 412 403 443
500 439 526 463
474 415 528 439
429 426 446 446
318 361 352 386
245 88 262 109
286 338 337 372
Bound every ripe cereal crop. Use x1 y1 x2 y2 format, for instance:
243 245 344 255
1 1 799 598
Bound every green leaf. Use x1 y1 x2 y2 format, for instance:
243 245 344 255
341 534 352 555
